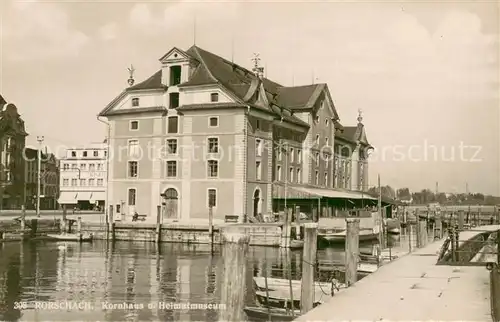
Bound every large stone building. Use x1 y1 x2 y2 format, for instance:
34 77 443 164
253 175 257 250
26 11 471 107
24 148 59 210
99 46 372 222
57 142 107 210
0 95 28 210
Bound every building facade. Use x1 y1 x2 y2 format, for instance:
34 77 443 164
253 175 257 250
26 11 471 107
24 148 59 210
99 46 373 223
0 95 28 210
58 142 107 210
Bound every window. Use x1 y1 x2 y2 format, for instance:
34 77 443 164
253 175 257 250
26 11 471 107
315 135 319 145
97 179 103 186
97 164 103 171
63 179 69 186
80 179 86 186
297 168 301 183
255 139 262 157
166 139 178 154
324 173 328 186
209 117 218 127
170 65 182 86
166 161 177 177
208 138 219 153
169 92 179 109
81 164 86 171
131 98 139 107
168 116 178 134
130 120 139 131
208 189 217 208
71 178 77 186
290 148 294 162
207 160 218 178
289 167 294 182
128 161 138 178
325 138 329 146
88 178 95 186
71 164 78 170
316 153 320 167
256 161 261 180
278 148 282 161
298 150 302 163
256 120 261 130
63 163 69 170
128 140 140 157
128 188 136 206
93 150 99 157
277 165 282 181
210 93 219 102
315 115 320 123
104 151 107 157
89 164 95 171
315 171 319 185
83 151 88 157
71 151 76 157
326 119 329 126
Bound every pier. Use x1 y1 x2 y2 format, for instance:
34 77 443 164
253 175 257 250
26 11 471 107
295 225 500 322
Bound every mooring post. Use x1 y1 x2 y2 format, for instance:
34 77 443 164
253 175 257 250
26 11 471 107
312 207 318 222
280 211 290 248
61 205 67 233
109 205 115 241
287 207 294 243
208 206 214 251
478 207 482 227
435 213 442 239
454 228 460 262
408 223 413 252
219 227 250 322
496 230 500 265
20 205 26 231
300 222 318 314
458 210 464 231
295 205 301 240
415 219 422 248
345 218 360 287
156 205 161 243
77 217 82 242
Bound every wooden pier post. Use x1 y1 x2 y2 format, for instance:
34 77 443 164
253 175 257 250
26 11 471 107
156 205 161 243
415 220 421 248
295 205 301 240
77 217 82 242
458 210 464 231
61 205 67 233
20 205 26 231
219 227 250 322
109 205 114 241
312 207 318 222
435 213 442 239
208 206 214 251
477 207 482 227
345 218 360 287
300 223 318 314
419 220 428 247
280 211 290 248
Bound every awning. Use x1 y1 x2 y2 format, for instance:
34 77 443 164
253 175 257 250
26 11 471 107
58 192 78 204
292 186 378 200
77 192 92 201
89 191 106 203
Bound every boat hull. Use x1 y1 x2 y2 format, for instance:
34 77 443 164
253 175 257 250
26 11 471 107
318 230 379 243
244 306 297 321
46 233 93 242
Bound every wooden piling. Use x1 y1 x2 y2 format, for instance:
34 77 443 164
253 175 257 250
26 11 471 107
408 224 413 252
312 207 318 222
458 211 464 231
496 230 500 265
419 220 428 247
61 206 67 233
415 220 421 248
295 205 301 240
77 217 82 242
219 227 250 322
208 206 214 251
109 205 114 241
156 205 161 243
435 213 442 239
345 218 360 287
20 205 26 231
300 223 318 314
280 211 290 248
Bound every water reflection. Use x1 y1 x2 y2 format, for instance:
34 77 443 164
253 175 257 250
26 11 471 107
0 230 423 321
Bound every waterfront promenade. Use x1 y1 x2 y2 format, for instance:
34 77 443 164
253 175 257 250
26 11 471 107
295 227 498 321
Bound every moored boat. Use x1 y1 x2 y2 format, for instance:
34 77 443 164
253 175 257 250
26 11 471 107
253 277 337 293
244 306 297 321
46 232 93 242
318 228 379 243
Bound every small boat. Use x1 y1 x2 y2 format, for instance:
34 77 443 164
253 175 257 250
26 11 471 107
253 277 338 293
255 289 334 310
318 228 378 243
46 233 93 242
244 306 297 321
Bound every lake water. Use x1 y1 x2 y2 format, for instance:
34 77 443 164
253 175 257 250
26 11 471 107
0 232 417 321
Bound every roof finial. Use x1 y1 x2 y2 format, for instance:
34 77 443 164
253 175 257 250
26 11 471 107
251 53 264 78
357 109 363 123
127 64 135 86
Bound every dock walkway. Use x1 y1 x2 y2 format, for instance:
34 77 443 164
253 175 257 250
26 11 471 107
295 228 497 321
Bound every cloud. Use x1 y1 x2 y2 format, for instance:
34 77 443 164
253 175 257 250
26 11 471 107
2 0 89 61
98 22 118 41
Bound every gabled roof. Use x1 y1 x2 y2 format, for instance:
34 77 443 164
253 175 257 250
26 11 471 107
336 123 371 147
0 94 6 107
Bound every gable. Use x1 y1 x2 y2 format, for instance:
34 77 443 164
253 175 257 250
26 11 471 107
99 91 165 117
159 47 192 64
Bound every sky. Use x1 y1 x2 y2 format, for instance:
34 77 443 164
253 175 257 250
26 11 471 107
0 0 499 195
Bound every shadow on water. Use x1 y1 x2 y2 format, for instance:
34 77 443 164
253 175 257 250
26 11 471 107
0 231 426 321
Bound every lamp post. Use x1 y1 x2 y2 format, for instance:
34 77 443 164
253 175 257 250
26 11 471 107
36 136 44 218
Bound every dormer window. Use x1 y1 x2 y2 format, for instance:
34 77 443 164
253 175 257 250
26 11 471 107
325 119 329 126
169 93 179 109
315 135 319 145
71 151 76 157
211 93 219 102
315 115 320 123
131 98 139 107
170 66 182 86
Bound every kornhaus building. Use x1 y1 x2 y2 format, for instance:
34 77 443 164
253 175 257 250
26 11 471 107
58 142 107 210
99 46 372 222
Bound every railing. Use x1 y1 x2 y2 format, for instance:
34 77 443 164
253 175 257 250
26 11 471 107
436 226 499 321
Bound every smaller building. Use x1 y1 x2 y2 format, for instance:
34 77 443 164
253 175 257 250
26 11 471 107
58 142 107 211
24 148 59 210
